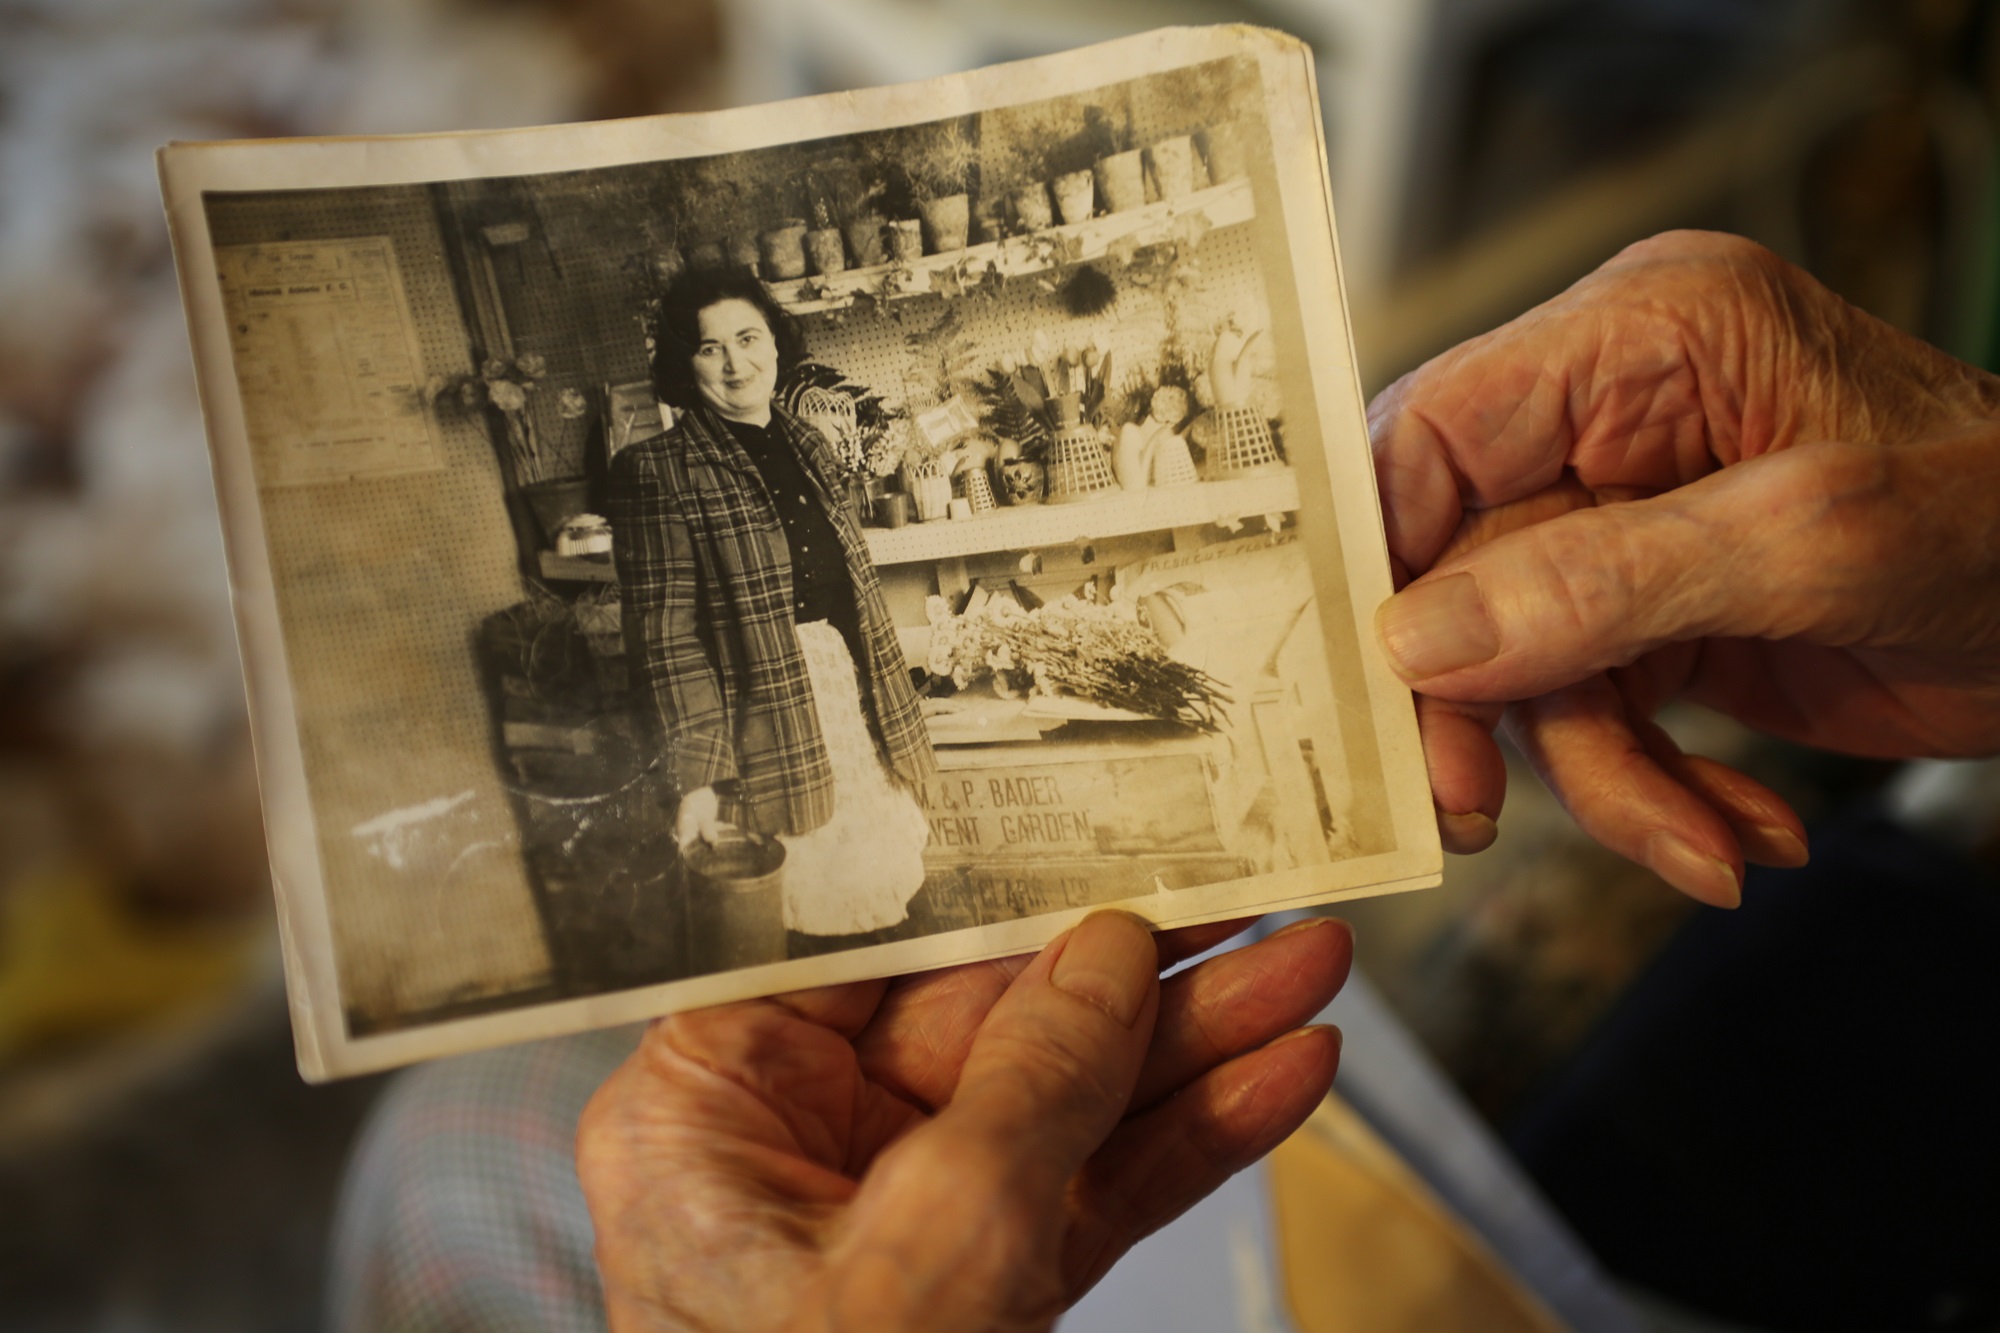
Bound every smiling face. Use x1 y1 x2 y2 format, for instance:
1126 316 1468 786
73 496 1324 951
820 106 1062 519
690 298 779 423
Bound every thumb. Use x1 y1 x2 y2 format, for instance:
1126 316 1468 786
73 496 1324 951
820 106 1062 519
816 912 1159 1328
1373 440 1917 700
943 909 1160 1169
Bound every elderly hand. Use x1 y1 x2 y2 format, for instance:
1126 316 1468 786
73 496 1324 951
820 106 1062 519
577 912 1350 1333
1370 230 2000 905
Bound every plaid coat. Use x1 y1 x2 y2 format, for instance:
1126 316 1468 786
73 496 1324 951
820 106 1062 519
607 402 934 837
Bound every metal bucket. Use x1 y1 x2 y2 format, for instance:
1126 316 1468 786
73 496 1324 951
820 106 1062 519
684 831 787 972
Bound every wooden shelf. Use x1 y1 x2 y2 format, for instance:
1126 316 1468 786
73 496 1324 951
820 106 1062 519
764 177 1254 315
863 469 1299 565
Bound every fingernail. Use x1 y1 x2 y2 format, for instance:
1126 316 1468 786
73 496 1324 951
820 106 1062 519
1271 916 1337 939
1270 1023 1340 1050
1747 823 1810 869
1376 572 1499 682
1051 913 1155 1027
1439 810 1498 854
1646 834 1743 909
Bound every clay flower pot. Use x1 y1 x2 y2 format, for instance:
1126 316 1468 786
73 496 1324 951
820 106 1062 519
759 219 809 280
1094 149 1145 213
972 196 1007 244
844 216 887 267
1013 181 1054 232
1052 170 1094 225
1146 135 1196 201
884 218 925 263
1196 120 1248 184
726 228 762 275
918 193 970 253
650 245 686 286
805 227 847 276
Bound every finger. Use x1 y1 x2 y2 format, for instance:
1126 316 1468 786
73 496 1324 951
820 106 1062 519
1376 441 1959 704
821 913 1162 1329
940 911 1159 1167
855 918 1261 1114
1368 232 1824 576
1416 694 1507 852
1629 718 1808 867
772 977 892 1037
1062 1024 1343 1299
856 956 1032 1112
1155 916 1258 969
1131 916 1351 1110
611 1004 903 1181
1503 677 1745 907
1368 305 1700 575
1604 655 1809 864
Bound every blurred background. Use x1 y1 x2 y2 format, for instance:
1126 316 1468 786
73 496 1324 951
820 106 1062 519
2 0 1997 1329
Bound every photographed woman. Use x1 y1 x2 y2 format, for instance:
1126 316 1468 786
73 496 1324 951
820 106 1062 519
608 268 934 940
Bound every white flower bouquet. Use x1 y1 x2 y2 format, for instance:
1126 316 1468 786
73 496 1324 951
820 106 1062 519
924 588 1228 731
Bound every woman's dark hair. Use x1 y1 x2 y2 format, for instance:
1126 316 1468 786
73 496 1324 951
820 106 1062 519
648 268 808 410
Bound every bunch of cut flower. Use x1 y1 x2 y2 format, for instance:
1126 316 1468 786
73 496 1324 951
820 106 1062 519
969 329 1117 458
423 352 583 483
925 585 1228 732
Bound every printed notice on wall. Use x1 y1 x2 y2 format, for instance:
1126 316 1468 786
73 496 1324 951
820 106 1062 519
216 237 441 486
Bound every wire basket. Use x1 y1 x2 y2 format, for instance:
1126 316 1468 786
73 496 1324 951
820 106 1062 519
1208 406 1284 477
1151 431 1199 486
1045 425 1118 504
959 467 997 514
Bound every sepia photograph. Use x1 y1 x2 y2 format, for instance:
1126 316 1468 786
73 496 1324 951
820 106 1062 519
164 26 1439 1078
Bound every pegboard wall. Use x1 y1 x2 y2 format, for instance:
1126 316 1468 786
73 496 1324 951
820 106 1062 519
789 218 1278 427
204 186 553 1031
442 56 1273 483
193 53 1381 1042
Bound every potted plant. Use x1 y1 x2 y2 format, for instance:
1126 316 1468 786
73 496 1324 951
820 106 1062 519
1093 109 1145 215
777 360 905 520
1145 135 1197 202
972 361 1049 505
971 328 1118 506
1196 119 1248 184
976 135 1049 237
803 179 846 276
1044 106 1120 225
677 164 743 273
908 118 977 254
845 207 888 268
626 172 690 287
813 151 889 268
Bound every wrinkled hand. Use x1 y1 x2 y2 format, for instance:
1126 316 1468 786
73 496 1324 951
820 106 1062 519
1370 230 2000 905
578 913 1350 1333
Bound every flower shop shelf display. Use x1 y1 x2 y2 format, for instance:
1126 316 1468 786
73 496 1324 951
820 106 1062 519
763 177 1253 316
862 469 1300 565
903 528 1352 924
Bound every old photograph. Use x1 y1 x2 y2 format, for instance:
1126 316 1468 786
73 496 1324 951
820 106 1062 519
162 26 1439 1078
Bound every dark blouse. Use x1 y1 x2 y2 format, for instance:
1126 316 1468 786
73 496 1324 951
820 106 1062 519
721 415 862 658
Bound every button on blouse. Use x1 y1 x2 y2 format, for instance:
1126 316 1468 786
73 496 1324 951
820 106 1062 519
721 416 861 654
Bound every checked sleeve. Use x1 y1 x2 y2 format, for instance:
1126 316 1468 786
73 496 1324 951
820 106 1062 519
607 445 738 797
